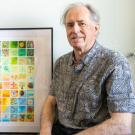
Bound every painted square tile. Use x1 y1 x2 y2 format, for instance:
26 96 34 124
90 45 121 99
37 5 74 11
2 41 9 48
10 114 18 121
18 106 27 113
19 41 26 48
10 41 18 48
27 41 34 48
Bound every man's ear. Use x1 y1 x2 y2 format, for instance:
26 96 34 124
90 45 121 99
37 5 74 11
94 23 100 35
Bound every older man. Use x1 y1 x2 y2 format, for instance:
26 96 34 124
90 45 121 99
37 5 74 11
40 3 135 135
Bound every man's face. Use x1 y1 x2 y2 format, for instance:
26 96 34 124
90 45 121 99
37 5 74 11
65 6 99 53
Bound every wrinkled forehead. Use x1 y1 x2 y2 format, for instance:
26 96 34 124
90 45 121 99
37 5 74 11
65 6 91 23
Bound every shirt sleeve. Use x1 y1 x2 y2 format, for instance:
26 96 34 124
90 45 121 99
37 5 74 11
48 80 55 96
106 58 135 113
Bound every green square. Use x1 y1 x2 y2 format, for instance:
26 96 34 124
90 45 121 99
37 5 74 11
11 57 18 64
19 49 26 56
10 41 18 48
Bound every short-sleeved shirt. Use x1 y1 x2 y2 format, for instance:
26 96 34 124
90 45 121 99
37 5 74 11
49 41 135 129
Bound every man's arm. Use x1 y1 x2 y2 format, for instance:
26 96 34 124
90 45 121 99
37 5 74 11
40 95 56 135
75 113 132 135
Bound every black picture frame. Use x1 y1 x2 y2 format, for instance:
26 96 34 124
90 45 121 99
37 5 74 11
0 28 53 133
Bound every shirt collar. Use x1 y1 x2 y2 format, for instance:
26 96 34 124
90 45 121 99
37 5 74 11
83 41 100 66
68 41 100 66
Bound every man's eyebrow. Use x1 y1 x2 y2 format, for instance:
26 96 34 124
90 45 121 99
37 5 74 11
77 20 85 22
66 20 85 24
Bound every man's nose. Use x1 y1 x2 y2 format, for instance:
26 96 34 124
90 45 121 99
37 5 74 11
72 23 80 33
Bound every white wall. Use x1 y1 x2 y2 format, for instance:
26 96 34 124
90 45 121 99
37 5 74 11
0 0 135 134
0 0 134 60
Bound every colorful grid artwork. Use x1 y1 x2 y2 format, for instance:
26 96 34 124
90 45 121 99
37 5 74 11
0 41 34 122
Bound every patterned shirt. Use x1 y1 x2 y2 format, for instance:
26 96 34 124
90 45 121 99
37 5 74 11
49 41 135 129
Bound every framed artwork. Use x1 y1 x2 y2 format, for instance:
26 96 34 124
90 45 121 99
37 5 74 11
0 28 53 132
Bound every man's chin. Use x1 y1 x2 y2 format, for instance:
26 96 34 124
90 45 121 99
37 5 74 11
72 46 82 51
